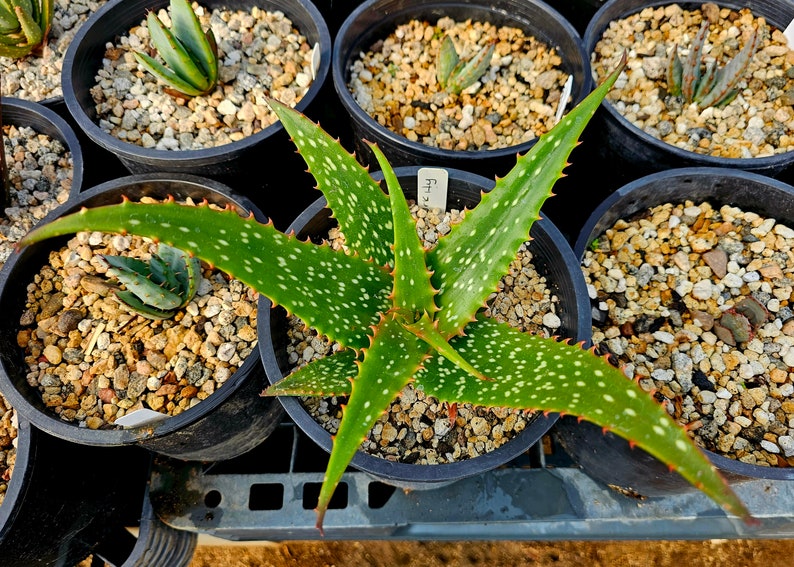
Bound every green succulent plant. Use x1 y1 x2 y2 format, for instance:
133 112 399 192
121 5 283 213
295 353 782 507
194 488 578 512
102 242 201 320
436 34 496 95
0 0 53 59
134 0 219 97
17 56 750 531
666 20 759 108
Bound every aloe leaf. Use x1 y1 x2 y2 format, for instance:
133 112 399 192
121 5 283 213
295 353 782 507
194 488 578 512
403 314 488 381
666 48 682 97
145 10 210 93
368 142 435 315
134 51 207 97
681 21 708 102
156 243 201 304
169 0 217 85
0 2 18 32
313 315 427 530
103 255 185 310
12 4 41 47
267 99 393 268
693 60 717 102
445 40 495 94
698 26 758 108
18 201 392 350
113 290 175 320
427 56 626 338
414 315 750 521
436 35 459 89
263 350 357 397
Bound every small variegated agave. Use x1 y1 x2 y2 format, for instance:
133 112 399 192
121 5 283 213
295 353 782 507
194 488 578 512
134 0 219 97
17 57 750 530
102 242 201 320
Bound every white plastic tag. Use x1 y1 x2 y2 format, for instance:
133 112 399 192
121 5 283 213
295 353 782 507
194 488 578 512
555 74 574 124
784 19 794 47
417 167 449 211
311 42 321 81
114 408 169 428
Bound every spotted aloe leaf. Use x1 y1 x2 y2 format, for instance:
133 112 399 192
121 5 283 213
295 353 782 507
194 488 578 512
0 0 52 59
265 350 357 396
18 201 391 350
312 314 427 529
427 53 624 338
268 99 393 268
414 315 750 520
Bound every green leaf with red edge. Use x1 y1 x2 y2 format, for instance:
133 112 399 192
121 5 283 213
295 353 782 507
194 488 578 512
313 314 427 530
427 55 626 338
268 99 394 268
17 200 391 351
367 142 436 316
263 350 356 397
414 315 751 521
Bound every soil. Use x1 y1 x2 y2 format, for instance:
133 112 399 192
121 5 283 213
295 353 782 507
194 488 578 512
189 539 794 566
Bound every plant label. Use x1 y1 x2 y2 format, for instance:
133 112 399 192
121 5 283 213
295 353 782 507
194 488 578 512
785 19 794 47
417 168 448 211
555 74 574 124
114 408 170 428
311 43 321 81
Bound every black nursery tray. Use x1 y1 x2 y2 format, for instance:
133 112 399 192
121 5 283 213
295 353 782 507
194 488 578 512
148 420 794 542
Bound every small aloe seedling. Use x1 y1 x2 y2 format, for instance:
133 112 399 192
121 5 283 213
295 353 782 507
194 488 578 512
102 242 201 320
17 54 750 531
0 0 53 59
666 20 759 108
436 34 495 94
134 0 219 97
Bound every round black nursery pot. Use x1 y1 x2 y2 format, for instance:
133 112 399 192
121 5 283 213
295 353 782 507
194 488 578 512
582 0 794 193
62 0 331 184
3 96 85 197
556 167 794 497
259 166 591 490
332 0 591 181
0 173 283 462
0 419 151 567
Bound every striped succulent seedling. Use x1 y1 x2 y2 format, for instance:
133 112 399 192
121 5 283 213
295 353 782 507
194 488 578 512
0 0 53 59
436 34 496 95
17 56 750 531
101 242 201 320
134 0 218 97
666 20 759 108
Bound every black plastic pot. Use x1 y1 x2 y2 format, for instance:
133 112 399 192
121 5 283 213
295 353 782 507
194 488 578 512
91 483 198 567
2 97 85 197
61 0 331 191
0 418 153 566
0 173 284 462
582 0 794 193
332 0 591 181
556 167 794 496
259 166 591 489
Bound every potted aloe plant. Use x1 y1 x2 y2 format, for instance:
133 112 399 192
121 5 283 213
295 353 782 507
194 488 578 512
583 0 794 192
12 59 751 531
